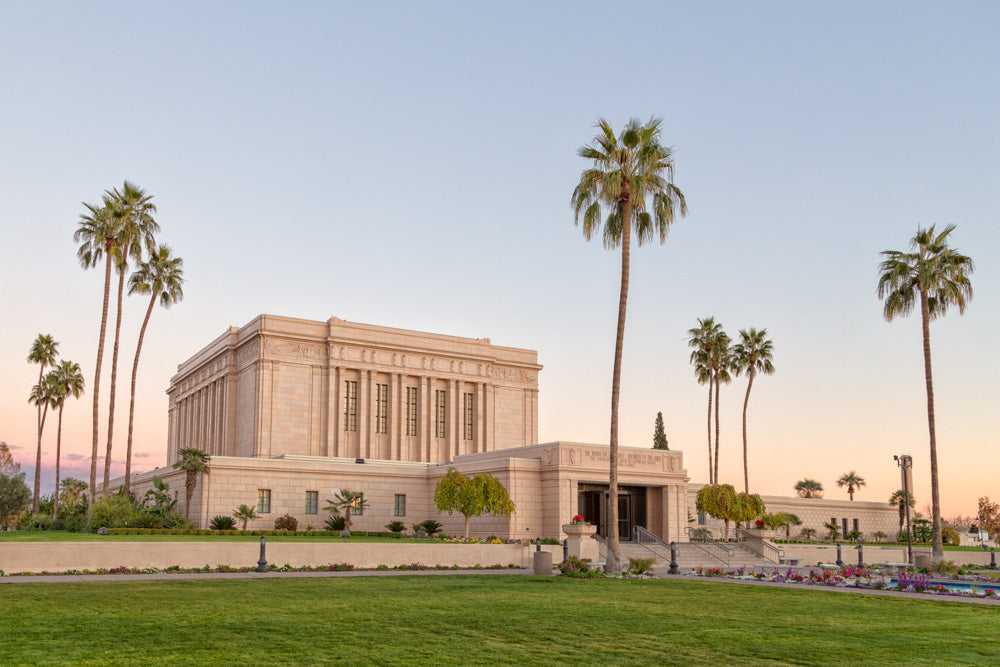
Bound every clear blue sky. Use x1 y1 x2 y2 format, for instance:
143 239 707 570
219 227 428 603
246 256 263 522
1 1 996 516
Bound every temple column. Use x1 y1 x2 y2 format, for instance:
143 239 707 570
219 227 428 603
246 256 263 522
448 378 458 460
476 382 485 454
358 369 369 459
485 384 494 452
420 376 431 462
392 373 402 460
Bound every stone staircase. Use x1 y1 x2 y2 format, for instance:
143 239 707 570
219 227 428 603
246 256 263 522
611 540 775 572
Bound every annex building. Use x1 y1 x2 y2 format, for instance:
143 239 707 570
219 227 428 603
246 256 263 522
121 314 897 541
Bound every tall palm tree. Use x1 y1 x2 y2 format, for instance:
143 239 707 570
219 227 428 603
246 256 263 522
27 376 58 512
889 489 916 535
123 244 184 494
49 360 85 519
687 317 722 484
75 196 120 503
878 224 973 563
173 448 210 523
27 334 59 512
836 471 866 501
571 117 687 571
709 329 732 484
103 181 159 495
731 328 775 493
794 478 823 498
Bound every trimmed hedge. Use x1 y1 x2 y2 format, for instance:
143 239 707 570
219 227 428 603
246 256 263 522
102 528 406 538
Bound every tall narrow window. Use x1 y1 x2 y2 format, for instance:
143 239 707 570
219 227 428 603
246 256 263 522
435 390 446 438
344 380 357 431
463 392 473 441
852 518 859 534
406 386 417 436
394 494 406 517
257 489 271 514
351 493 365 516
375 383 388 434
305 491 318 515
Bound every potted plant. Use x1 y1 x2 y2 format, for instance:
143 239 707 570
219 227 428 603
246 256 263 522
562 514 597 537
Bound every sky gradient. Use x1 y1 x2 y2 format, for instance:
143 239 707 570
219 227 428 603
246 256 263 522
1 2 997 517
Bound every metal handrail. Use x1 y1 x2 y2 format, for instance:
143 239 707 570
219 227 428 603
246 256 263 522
641 526 731 565
736 528 784 563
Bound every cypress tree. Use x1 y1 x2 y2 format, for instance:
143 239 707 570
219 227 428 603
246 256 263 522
653 412 669 450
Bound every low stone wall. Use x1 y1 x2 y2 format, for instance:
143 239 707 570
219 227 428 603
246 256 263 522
0 542 564 574
781 544 997 567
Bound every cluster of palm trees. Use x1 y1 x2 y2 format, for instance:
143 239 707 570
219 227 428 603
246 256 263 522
26 334 85 516
687 319 774 493
793 471 867 501
73 181 185 502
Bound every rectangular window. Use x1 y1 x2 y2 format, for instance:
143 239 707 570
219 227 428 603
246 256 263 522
394 494 406 517
257 489 271 514
305 491 318 515
406 386 417 436
842 518 849 537
351 493 364 516
375 383 388 434
463 392 473 441
435 390 446 438
853 518 859 534
344 380 357 431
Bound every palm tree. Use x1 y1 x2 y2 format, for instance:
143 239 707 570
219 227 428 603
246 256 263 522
709 329 732 484
172 448 210 522
889 489 916 535
103 181 159 495
325 489 370 532
233 504 258 531
794 478 823 498
48 360 85 519
836 471 866 501
823 521 840 541
687 317 722 484
571 117 687 571
27 334 59 513
878 224 973 563
731 328 775 493
800 527 817 541
60 477 89 508
123 244 184 494
75 196 120 503
27 375 58 513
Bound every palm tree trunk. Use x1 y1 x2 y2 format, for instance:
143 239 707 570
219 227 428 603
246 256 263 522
91 252 113 504
103 267 126 495
33 403 49 513
124 293 157 495
185 473 195 521
920 291 944 562
606 201 632 572
713 376 721 484
706 380 714 485
741 371 754 493
53 406 64 520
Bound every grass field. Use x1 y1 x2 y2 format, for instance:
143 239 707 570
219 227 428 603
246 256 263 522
0 576 997 665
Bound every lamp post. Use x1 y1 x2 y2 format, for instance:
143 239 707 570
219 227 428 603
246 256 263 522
894 454 914 565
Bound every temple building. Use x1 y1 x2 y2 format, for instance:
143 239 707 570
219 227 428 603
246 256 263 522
118 314 897 541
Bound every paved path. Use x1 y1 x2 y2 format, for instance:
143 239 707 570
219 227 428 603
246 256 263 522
0 568 536 584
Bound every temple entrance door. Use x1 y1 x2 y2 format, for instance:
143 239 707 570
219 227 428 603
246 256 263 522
577 484 647 541
618 495 632 541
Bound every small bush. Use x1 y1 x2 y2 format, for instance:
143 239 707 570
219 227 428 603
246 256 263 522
210 516 237 530
628 557 656 575
539 537 560 545
933 560 959 575
90 495 140 531
558 556 592 575
417 519 442 536
274 514 298 531
386 520 406 533
325 514 346 531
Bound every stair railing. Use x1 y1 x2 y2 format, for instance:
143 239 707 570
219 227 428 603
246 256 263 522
735 528 784 563
640 526 731 566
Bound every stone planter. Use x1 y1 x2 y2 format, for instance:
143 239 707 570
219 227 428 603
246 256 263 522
562 523 598 561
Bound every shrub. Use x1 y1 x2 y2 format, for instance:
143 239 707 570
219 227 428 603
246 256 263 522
417 519 442 536
274 514 298 531
210 516 237 530
90 495 141 531
385 520 406 533
558 556 592 575
932 560 959 575
540 537 560 545
27 514 54 531
325 514 346 531
628 557 656 575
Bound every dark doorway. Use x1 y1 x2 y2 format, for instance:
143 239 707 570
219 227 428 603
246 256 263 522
578 484 647 540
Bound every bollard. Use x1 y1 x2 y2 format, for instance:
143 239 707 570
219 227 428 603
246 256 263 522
668 541 680 575
835 543 843 567
533 549 553 575
255 534 269 572
991 548 997 570
857 537 864 567
536 538 541 552
562 538 568 563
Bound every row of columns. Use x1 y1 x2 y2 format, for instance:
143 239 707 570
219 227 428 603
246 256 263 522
169 375 230 461
324 368 492 463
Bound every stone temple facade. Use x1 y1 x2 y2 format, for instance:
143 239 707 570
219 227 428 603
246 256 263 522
166 315 541 465
116 314 897 541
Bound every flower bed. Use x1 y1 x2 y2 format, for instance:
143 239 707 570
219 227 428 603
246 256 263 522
693 566 1000 599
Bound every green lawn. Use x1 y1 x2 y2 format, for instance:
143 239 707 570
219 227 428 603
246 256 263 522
0 530 426 543
0 576 997 665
